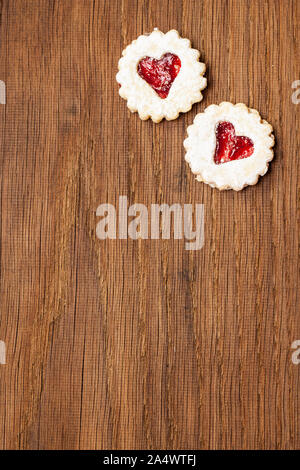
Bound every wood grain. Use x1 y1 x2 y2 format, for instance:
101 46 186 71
0 0 299 450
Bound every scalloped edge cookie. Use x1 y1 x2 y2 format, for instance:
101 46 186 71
184 102 275 191
116 28 207 123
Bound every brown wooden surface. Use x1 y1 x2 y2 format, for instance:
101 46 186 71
0 0 299 450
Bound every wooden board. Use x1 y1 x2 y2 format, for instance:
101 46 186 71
0 0 299 450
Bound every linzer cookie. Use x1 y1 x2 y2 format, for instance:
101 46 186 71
116 29 207 123
184 102 275 191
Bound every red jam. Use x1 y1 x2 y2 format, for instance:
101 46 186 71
137 53 181 99
214 121 254 164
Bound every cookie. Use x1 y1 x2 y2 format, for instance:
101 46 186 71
116 29 207 123
184 102 275 190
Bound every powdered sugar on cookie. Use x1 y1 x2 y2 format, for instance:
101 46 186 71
184 102 275 191
116 29 207 123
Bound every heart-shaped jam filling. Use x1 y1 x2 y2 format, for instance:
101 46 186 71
214 121 254 164
137 53 181 99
